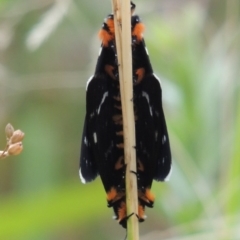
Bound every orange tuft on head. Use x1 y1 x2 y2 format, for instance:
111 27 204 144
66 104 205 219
106 18 115 35
98 30 113 47
98 18 115 47
132 23 145 42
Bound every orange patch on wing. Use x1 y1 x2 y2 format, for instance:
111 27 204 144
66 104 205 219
116 131 123 136
114 104 122 110
132 23 145 42
115 156 124 170
112 114 122 125
116 143 124 149
137 159 144 171
135 68 145 84
104 64 116 80
113 95 121 101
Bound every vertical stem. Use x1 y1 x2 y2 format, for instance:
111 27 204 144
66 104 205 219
111 0 139 239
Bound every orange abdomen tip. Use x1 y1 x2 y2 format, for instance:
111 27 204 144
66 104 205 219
138 204 146 221
145 188 155 203
118 201 127 222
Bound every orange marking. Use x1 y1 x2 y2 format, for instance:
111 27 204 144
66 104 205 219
107 187 125 203
115 156 124 170
137 159 144 171
145 188 155 203
132 23 145 42
116 131 123 136
112 115 122 125
112 117 123 125
98 18 115 47
118 201 127 223
116 143 124 149
104 64 116 80
106 18 115 35
138 188 155 206
114 104 122 110
113 95 121 101
134 109 138 121
98 30 113 47
107 187 117 202
138 203 145 221
135 68 145 84
138 191 149 204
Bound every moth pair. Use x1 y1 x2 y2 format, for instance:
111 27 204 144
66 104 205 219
79 3 171 228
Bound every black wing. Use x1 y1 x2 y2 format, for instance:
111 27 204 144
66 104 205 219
132 17 171 188
79 75 109 183
79 39 125 191
135 74 171 183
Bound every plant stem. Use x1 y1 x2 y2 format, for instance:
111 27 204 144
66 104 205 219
111 0 139 239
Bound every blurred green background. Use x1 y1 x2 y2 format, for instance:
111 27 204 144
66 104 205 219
0 0 239 239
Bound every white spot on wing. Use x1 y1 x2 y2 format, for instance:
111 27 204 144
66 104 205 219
98 47 102 56
164 166 172 182
86 75 94 90
79 169 86 184
84 137 88 146
142 91 152 116
162 135 166 144
90 112 95 118
145 47 149 55
93 132 97 143
97 92 109 114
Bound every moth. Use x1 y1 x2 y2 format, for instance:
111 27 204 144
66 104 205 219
79 3 171 228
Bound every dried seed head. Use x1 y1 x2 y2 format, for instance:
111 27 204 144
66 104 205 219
0 150 9 159
5 123 14 139
10 130 25 144
7 142 23 155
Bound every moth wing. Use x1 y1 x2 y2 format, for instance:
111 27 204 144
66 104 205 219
137 74 172 182
79 75 110 183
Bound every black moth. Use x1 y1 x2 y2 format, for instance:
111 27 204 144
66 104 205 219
79 8 171 228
